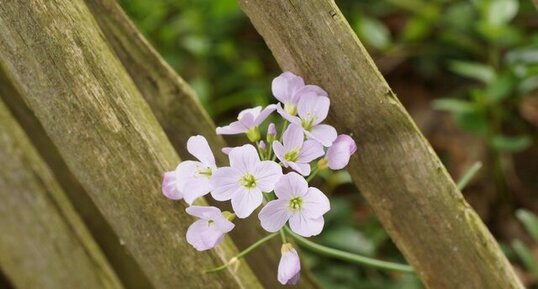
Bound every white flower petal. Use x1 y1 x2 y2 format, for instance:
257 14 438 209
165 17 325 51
210 167 241 201
307 124 337 147
254 160 283 192
258 199 291 232
229 144 260 174
289 214 324 237
187 135 216 168
274 172 308 199
231 187 263 218
301 187 330 218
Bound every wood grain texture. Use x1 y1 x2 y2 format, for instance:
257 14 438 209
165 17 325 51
0 1 262 289
0 53 154 289
82 1 321 288
237 1 524 288
0 99 124 289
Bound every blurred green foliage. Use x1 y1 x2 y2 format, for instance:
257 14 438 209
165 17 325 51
120 0 537 288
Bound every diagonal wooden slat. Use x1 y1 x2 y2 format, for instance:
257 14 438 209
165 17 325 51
237 0 524 288
0 99 123 289
82 0 321 288
0 1 262 288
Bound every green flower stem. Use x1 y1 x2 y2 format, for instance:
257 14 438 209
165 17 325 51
457 161 483 190
205 233 279 273
306 166 319 182
284 227 414 273
279 229 287 243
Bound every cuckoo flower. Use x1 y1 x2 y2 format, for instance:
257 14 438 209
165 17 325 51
277 93 337 147
278 243 301 285
162 135 216 205
211 144 282 218
272 71 326 116
216 105 276 141
258 172 330 237
273 123 324 175
324 134 357 170
185 206 234 251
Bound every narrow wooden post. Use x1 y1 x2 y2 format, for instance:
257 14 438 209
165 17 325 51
0 1 262 288
0 99 124 289
82 1 320 288
237 1 524 288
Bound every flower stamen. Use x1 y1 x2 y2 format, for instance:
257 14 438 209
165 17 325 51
241 174 257 188
288 197 303 212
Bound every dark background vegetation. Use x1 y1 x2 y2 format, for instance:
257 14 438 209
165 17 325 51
119 0 538 288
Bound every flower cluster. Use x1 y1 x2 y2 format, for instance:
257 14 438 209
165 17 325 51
162 71 356 285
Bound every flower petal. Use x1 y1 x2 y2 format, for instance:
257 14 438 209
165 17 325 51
272 72 305 104
326 134 357 170
221 147 233 155
297 84 328 97
182 177 212 205
289 214 324 237
186 219 224 251
229 144 260 174
307 124 337 147
210 167 241 201
274 172 308 199
297 94 330 125
276 103 301 124
253 104 276 126
254 160 283 192
162 171 183 200
216 121 248 135
258 199 291 232
282 123 304 151
231 187 263 218
301 187 330 218
238 106 262 120
298 140 324 163
187 135 216 168
288 161 311 176
278 247 301 285
185 205 221 219
272 141 288 166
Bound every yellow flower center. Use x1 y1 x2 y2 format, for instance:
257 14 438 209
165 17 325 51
241 174 257 188
288 197 303 212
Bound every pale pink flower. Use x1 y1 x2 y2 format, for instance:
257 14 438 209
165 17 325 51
211 144 282 218
258 172 330 237
162 135 216 205
277 92 337 147
278 243 301 285
273 124 324 175
216 105 276 137
325 134 357 170
272 71 326 116
185 206 234 251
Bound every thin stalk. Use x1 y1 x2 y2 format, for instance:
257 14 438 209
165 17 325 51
205 233 279 273
457 161 483 190
306 167 319 182
279 229 287 243
285 227 414 273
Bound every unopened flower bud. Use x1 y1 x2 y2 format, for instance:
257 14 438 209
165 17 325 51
317 158 329 170
278 243 300 285
222 211 236 221
267 123 277 142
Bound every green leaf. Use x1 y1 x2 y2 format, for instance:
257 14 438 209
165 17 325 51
449 61 496 84
516 209 538 241
511 240 538 279
490 134 532 152
487 0 519 26
432 98 476 113
355 16 392 50
484 73 515 102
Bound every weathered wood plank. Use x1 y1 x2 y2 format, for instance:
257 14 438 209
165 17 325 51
0 1 262 289
82 1 320 288
0 62 154 289
0 99 124 289
237 1 524 288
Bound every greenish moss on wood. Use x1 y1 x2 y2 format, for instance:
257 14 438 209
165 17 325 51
0 99 123 289
0 1 262 289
